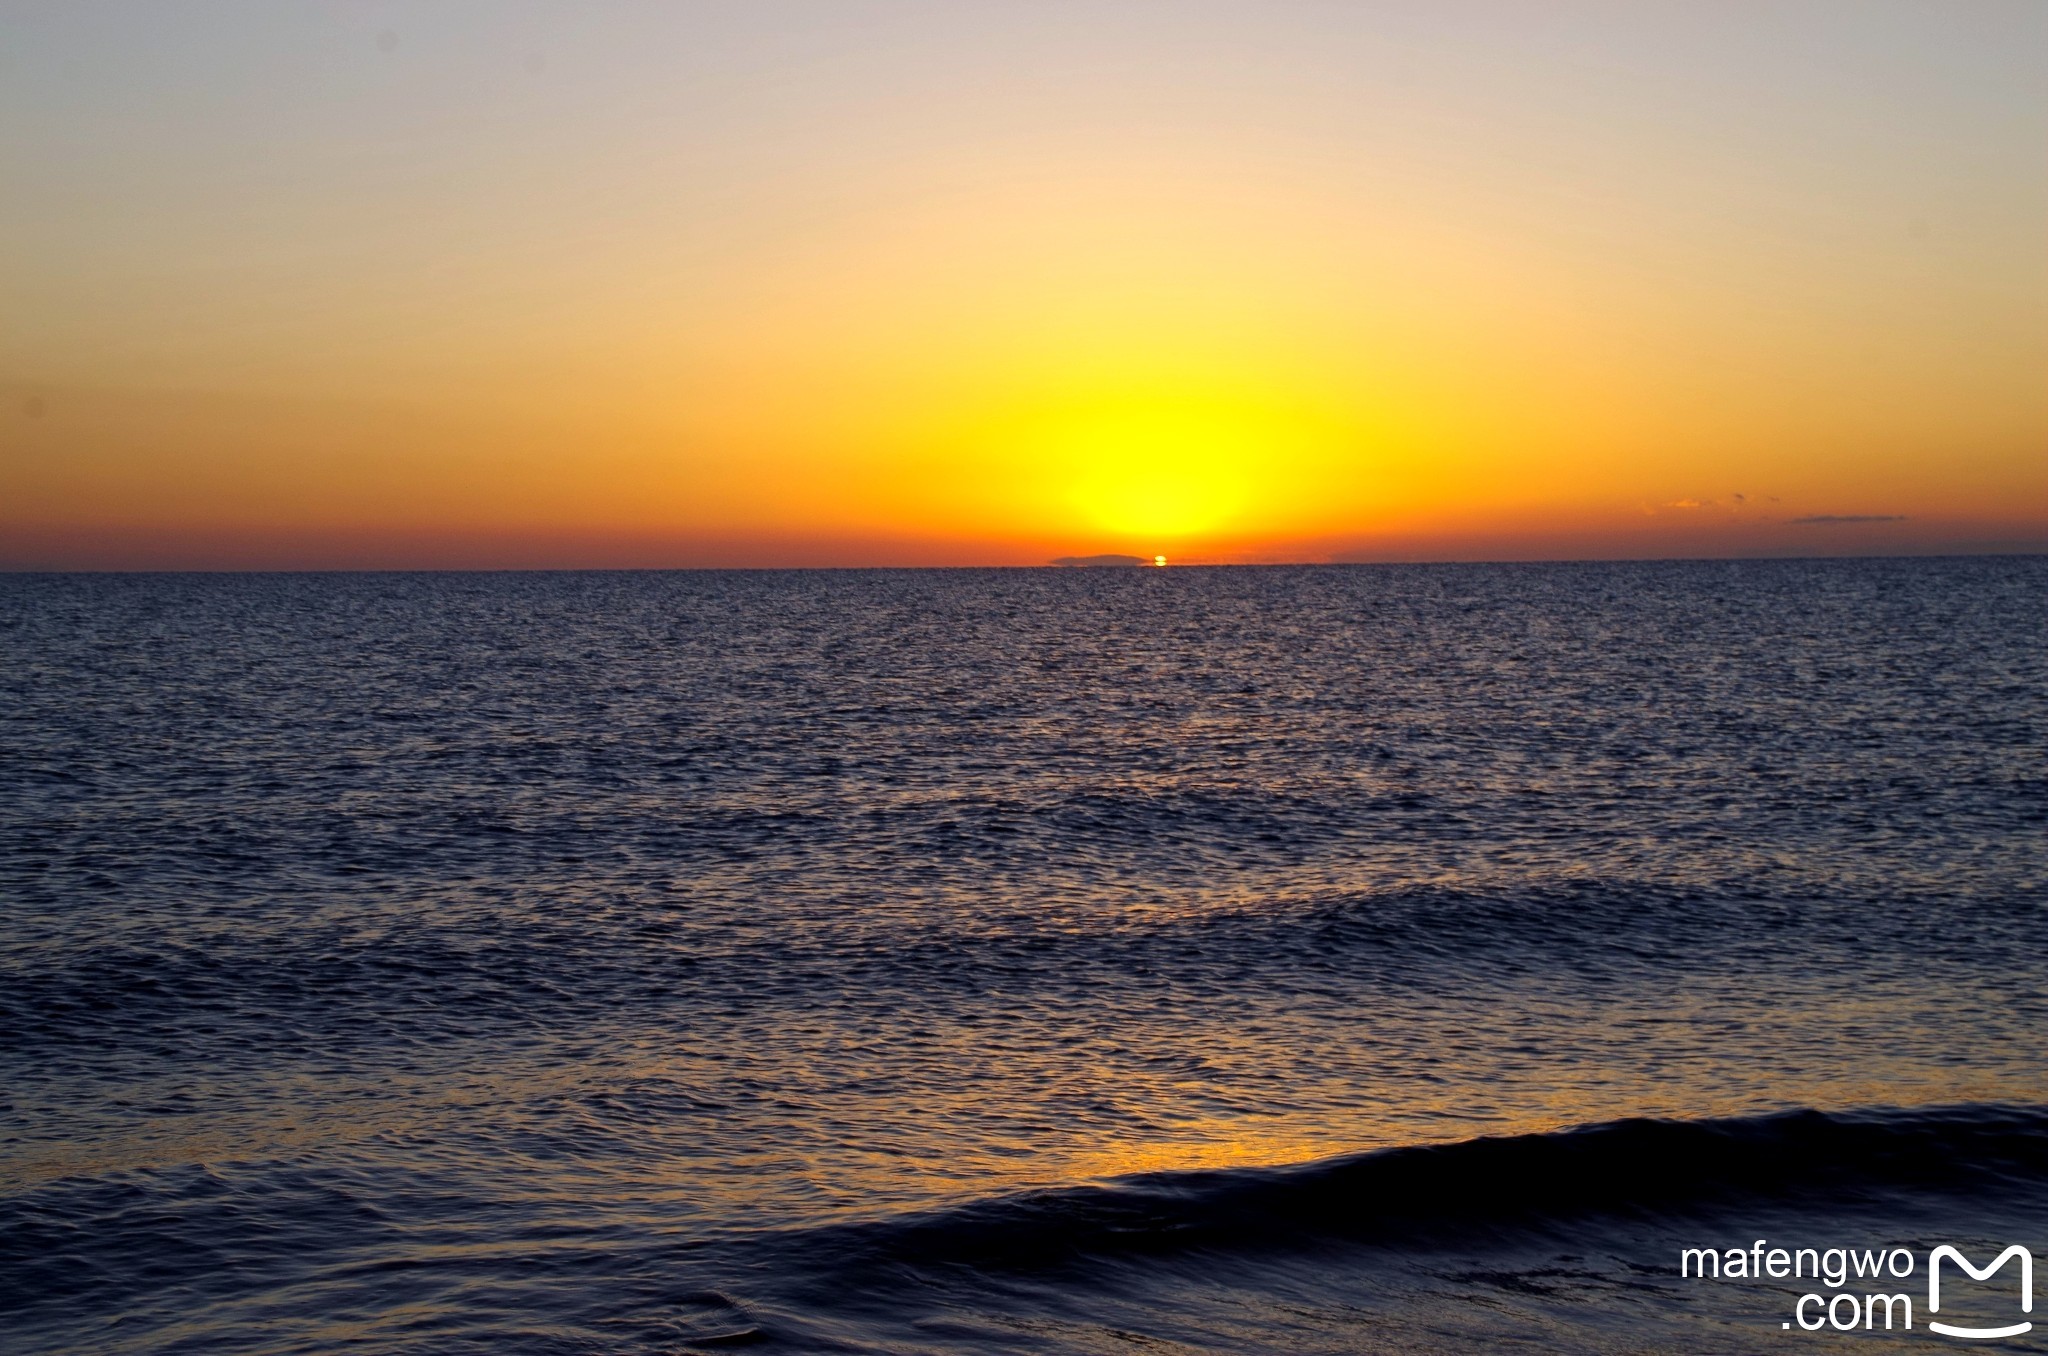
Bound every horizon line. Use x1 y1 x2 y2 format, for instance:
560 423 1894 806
5 548 2044 577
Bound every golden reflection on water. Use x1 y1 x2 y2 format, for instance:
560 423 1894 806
13 1024 2043 1213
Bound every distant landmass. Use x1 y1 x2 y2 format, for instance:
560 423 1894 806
1050 554 1149 568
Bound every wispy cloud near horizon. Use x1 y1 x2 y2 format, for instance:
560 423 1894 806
1790 515 1910 525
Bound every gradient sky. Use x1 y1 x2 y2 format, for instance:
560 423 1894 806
3 0 2044 568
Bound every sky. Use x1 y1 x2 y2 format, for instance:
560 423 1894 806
2 0 2043 569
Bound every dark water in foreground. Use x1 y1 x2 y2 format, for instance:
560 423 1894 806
2 558 2044 1354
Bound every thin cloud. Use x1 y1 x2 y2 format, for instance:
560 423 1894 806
1789 514 1907 525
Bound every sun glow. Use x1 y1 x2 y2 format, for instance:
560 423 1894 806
959 386 1350 548
1071 447 1248 540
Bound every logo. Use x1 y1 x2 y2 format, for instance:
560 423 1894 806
1928 1244 2032 1340
1679 1239 2037 1338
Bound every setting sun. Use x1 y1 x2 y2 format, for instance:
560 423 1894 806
1055 407 1259 541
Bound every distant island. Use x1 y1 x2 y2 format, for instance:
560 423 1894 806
1050 554 1150 568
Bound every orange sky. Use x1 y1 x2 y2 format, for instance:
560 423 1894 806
3 2 2044 568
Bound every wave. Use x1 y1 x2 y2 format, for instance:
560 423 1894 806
785 1103 2048 1279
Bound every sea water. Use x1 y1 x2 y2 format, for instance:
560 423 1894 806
3 558 2044 1352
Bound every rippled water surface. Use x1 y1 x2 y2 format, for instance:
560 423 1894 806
3 559 2044 1352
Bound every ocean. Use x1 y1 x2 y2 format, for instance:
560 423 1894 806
2 558 2043 1353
